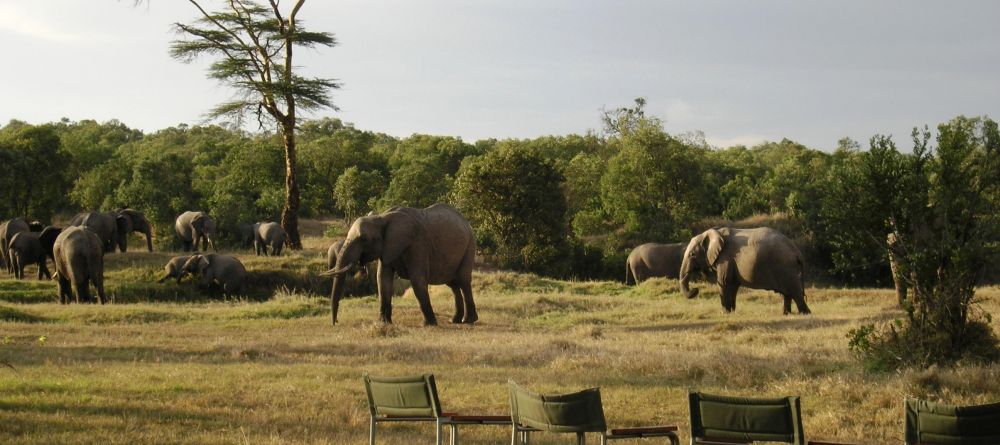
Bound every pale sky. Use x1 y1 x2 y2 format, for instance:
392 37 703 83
1 1 998 150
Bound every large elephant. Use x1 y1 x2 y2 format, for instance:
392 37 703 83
625 242 685 285
1 218 31 273
175 211 217 252
181 254 247 295
323 203 478 326
69 209 153 253
53 226 107 304
679 227 811 315
8 227 61 280
254 222 286 256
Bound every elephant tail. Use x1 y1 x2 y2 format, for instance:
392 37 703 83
625 261 635 285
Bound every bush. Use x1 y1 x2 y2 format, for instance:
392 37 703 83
452 143 572 277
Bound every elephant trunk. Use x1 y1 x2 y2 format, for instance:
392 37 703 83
678 253 699 299
143 226 153 252
328 239 363 325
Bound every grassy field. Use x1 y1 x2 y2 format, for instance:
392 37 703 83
1 224 999 444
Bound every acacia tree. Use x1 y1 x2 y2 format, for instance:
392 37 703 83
170 0 338 249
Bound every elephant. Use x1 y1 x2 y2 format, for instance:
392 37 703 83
1 218 31 273
323 203 478 326
69 209 153 253
175 211 217 252
8 227 61 280
238 223 257 248
157 255 193 284
625 242 686 284
327 239 382 295
52 226 107 304
254 222 286 256
679 227 811 315
180 254 247 295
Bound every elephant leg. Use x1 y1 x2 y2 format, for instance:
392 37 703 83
376 265 395 324
460 280 478 324
790 292 811 315
73 277 90 304
782 295 793 315
410 279 438 326
38 260 51 280
406 272 437 326
719 282 739 312
94 278 107 304
57 275 71 304
447 284 465 323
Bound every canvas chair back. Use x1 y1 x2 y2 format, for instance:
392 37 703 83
508 381 607 433
364 374 443 418
688 392 804 445
905 398 1000 445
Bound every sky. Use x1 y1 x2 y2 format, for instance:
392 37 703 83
1 0 998 150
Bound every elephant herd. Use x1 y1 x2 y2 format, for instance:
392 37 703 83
3 202 813 325
626 227 811 315
0 209 286 303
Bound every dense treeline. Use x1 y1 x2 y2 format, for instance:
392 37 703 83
1 104 993 287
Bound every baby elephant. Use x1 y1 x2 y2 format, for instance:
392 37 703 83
157 255 193 284
8 227 62 280
254 222 286 256
181 254 247 296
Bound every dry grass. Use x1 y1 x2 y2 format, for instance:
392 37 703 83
1 224 999 444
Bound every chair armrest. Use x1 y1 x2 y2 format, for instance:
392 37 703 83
807 441 862 445
694 438 751 445
609 425 678 436
448 414 512 423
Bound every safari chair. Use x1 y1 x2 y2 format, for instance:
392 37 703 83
904 398 1000 444
363 373 512 445
508 380 680 445
687 392 854 445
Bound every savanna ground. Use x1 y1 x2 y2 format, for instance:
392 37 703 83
1 221 999 445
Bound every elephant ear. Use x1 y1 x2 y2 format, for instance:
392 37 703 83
116 215 133 234
705 228 725 266
380 212 418 266
182 255 202 273
198 256 211 273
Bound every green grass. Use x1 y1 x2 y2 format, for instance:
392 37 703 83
1 227 999 444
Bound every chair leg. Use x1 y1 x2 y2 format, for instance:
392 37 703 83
449 424 457 445
436 420 443 445
577 432 585 445
369 418 376 445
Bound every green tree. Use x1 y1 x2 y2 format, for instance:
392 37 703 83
599 119 705 247
0 123 68 221
845 117 1000 369
298 127 386 216
452 144 571 276
170 0 339 249
333 167 386 221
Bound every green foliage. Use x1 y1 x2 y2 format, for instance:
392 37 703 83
600 119 705 247
0 122 69 221
299 127 387 216
333 166 385 220
841 116 1000 369
375 135 480 210
453 143 571 276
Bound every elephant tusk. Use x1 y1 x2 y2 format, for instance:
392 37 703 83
320 265 353 276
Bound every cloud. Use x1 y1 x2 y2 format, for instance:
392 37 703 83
705 134 770 148
0 4 102 44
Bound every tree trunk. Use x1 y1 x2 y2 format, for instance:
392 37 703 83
281 123 302 250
